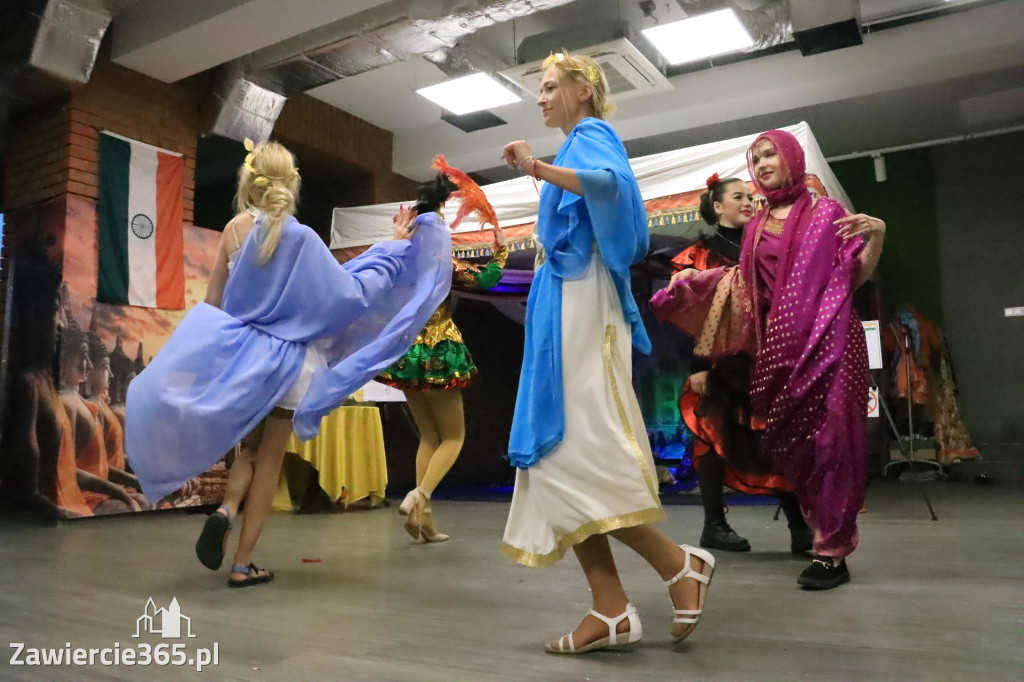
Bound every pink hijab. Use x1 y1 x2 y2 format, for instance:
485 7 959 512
738 129 814 347
747 129 809 207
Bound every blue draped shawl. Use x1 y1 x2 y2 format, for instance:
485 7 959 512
507 117 651 469
126 214 451 500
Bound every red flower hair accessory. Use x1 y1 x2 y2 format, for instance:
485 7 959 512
705 172 720 189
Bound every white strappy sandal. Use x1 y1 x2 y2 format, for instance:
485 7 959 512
545 603 643 655
666 544 716 643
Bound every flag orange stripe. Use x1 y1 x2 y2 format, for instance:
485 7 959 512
155 152 185 309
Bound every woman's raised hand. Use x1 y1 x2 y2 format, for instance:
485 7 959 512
492 225 509 249
835 212 886 242
669 268 698 288
392 204 418 240
501 140 533 172
688 371 709 396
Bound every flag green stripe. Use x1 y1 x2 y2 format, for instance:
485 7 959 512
98 134 130 303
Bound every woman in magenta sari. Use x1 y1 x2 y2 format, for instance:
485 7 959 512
653 129 885 589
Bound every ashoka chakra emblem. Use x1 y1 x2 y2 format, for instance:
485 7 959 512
131 214 154 239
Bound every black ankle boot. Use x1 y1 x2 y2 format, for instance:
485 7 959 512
779 496 813 554
700 520 751 552
797 557 850 590
788 518 814 555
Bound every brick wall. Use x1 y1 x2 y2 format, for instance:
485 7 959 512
3 58 208 222
372 171 420 205
66 59 207 224
4 102 72 213
274 95 418 204
4 63 418 223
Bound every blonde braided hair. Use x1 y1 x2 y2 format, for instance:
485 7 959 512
234 139 301 264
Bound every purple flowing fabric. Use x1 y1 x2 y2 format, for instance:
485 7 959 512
653 130 869 558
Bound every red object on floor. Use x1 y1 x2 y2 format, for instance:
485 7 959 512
301 558 322 563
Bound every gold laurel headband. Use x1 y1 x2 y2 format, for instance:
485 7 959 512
543 52 601 87
243 138 298 187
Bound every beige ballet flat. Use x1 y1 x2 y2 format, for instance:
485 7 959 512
667 544 716 643
418 509 449 543
545 603 642 655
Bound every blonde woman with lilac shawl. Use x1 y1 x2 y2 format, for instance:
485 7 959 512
653 129 885 589
127 141 451 587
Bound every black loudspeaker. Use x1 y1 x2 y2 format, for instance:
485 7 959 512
790 0 864 56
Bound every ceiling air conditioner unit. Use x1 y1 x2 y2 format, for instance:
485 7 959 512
498 38 672 103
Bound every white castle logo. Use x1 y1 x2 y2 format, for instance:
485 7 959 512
133 598 197 639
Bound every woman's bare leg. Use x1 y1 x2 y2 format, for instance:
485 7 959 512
229 415 292 580
220 422 263 518
611 524 704 611
549 534 633 648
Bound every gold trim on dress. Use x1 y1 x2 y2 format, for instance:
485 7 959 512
695 270 732 357
500 507 667 567
749 211 771 350
764 215 785 235
603 324 661 502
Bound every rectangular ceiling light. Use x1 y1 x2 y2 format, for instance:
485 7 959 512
416 73 521 115
642 9 754 66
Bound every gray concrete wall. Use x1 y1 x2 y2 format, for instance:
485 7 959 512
932 131 1024 445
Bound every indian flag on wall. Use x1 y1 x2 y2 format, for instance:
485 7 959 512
97 131 185 309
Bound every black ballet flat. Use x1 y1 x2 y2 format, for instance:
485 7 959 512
797 557 850 590
789 524 814 555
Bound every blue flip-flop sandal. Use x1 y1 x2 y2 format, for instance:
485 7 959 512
227 563 274 588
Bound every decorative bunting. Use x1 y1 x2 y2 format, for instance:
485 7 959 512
646 206 700 229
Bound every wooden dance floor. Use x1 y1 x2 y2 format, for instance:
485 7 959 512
0 482 1020 681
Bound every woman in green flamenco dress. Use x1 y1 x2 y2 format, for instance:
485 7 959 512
377 173 508 543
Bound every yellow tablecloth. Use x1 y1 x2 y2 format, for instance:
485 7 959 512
272 406 387 511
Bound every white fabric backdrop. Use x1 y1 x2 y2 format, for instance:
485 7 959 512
331 121 851 249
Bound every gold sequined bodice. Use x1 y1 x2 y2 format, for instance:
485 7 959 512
415 300 462 347
414 245 509 348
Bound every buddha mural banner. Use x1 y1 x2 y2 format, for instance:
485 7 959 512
0 195 227 518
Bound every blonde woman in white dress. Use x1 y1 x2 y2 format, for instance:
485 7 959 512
499 52 715 654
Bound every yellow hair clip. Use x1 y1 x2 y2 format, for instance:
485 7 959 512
242 137 298 184
543 52 601 86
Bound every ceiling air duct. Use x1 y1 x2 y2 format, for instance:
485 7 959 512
203 0 580 144
0 0 112 110
0 0 112 199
